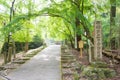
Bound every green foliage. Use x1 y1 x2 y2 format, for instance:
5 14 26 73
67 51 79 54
90 61 108 68
0 0 119 49
32 35 43 43
74 72 79 80
12 30 31 42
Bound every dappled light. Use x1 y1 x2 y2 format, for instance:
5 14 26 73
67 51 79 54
0 0 120 80
34 54 50 61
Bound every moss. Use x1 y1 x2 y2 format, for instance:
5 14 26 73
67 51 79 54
104 69 116 78
80 66 116 80
90 61 108 68
74 72 79 80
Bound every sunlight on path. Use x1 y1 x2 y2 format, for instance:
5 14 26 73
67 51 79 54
7 45 61 80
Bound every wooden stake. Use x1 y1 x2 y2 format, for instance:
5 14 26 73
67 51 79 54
80 48 83 58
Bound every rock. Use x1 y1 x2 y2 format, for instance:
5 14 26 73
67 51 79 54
0 67 6 70
21 57 30 60
80 66 116 80
12 60 25 64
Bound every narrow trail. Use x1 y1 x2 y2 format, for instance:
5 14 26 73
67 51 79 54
6 45 61 80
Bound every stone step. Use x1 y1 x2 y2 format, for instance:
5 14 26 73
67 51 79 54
0 66 6 70
61 60 76 63
61 55 74 57
20 57 31 61
61 57 75 60
25 55 34 57
12 60 25 64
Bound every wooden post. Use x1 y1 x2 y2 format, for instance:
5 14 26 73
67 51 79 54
78 40 84 58
80 48 82 58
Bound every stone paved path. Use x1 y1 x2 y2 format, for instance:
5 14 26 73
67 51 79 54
6 45 61 80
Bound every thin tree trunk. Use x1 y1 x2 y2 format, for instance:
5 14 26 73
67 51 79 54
4 51 7 64
25 42 29 52
69 36 74 48
118 32 120 55
110 0 116 49
13 40 16 58
8 47 12 62
7 0 16 63
75 17 81 50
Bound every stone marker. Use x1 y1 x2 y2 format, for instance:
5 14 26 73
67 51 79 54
94 21 102 60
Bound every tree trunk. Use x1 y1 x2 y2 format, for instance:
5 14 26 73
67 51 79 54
110 0 116 49
75 17 81 50
25 41 29 52
118 34 120 56
69 36 74 48
8 47 12 62
4 52 7 64
13 40 16 59
6 0 16 63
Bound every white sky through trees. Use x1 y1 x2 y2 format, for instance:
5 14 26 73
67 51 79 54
0 0 64 14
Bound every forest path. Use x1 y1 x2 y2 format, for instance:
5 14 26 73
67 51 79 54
6 45 61 80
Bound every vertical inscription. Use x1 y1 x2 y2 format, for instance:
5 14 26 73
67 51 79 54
94 21 102 60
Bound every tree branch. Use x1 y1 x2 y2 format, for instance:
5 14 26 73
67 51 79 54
10 0 16 22
45 13 72 25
